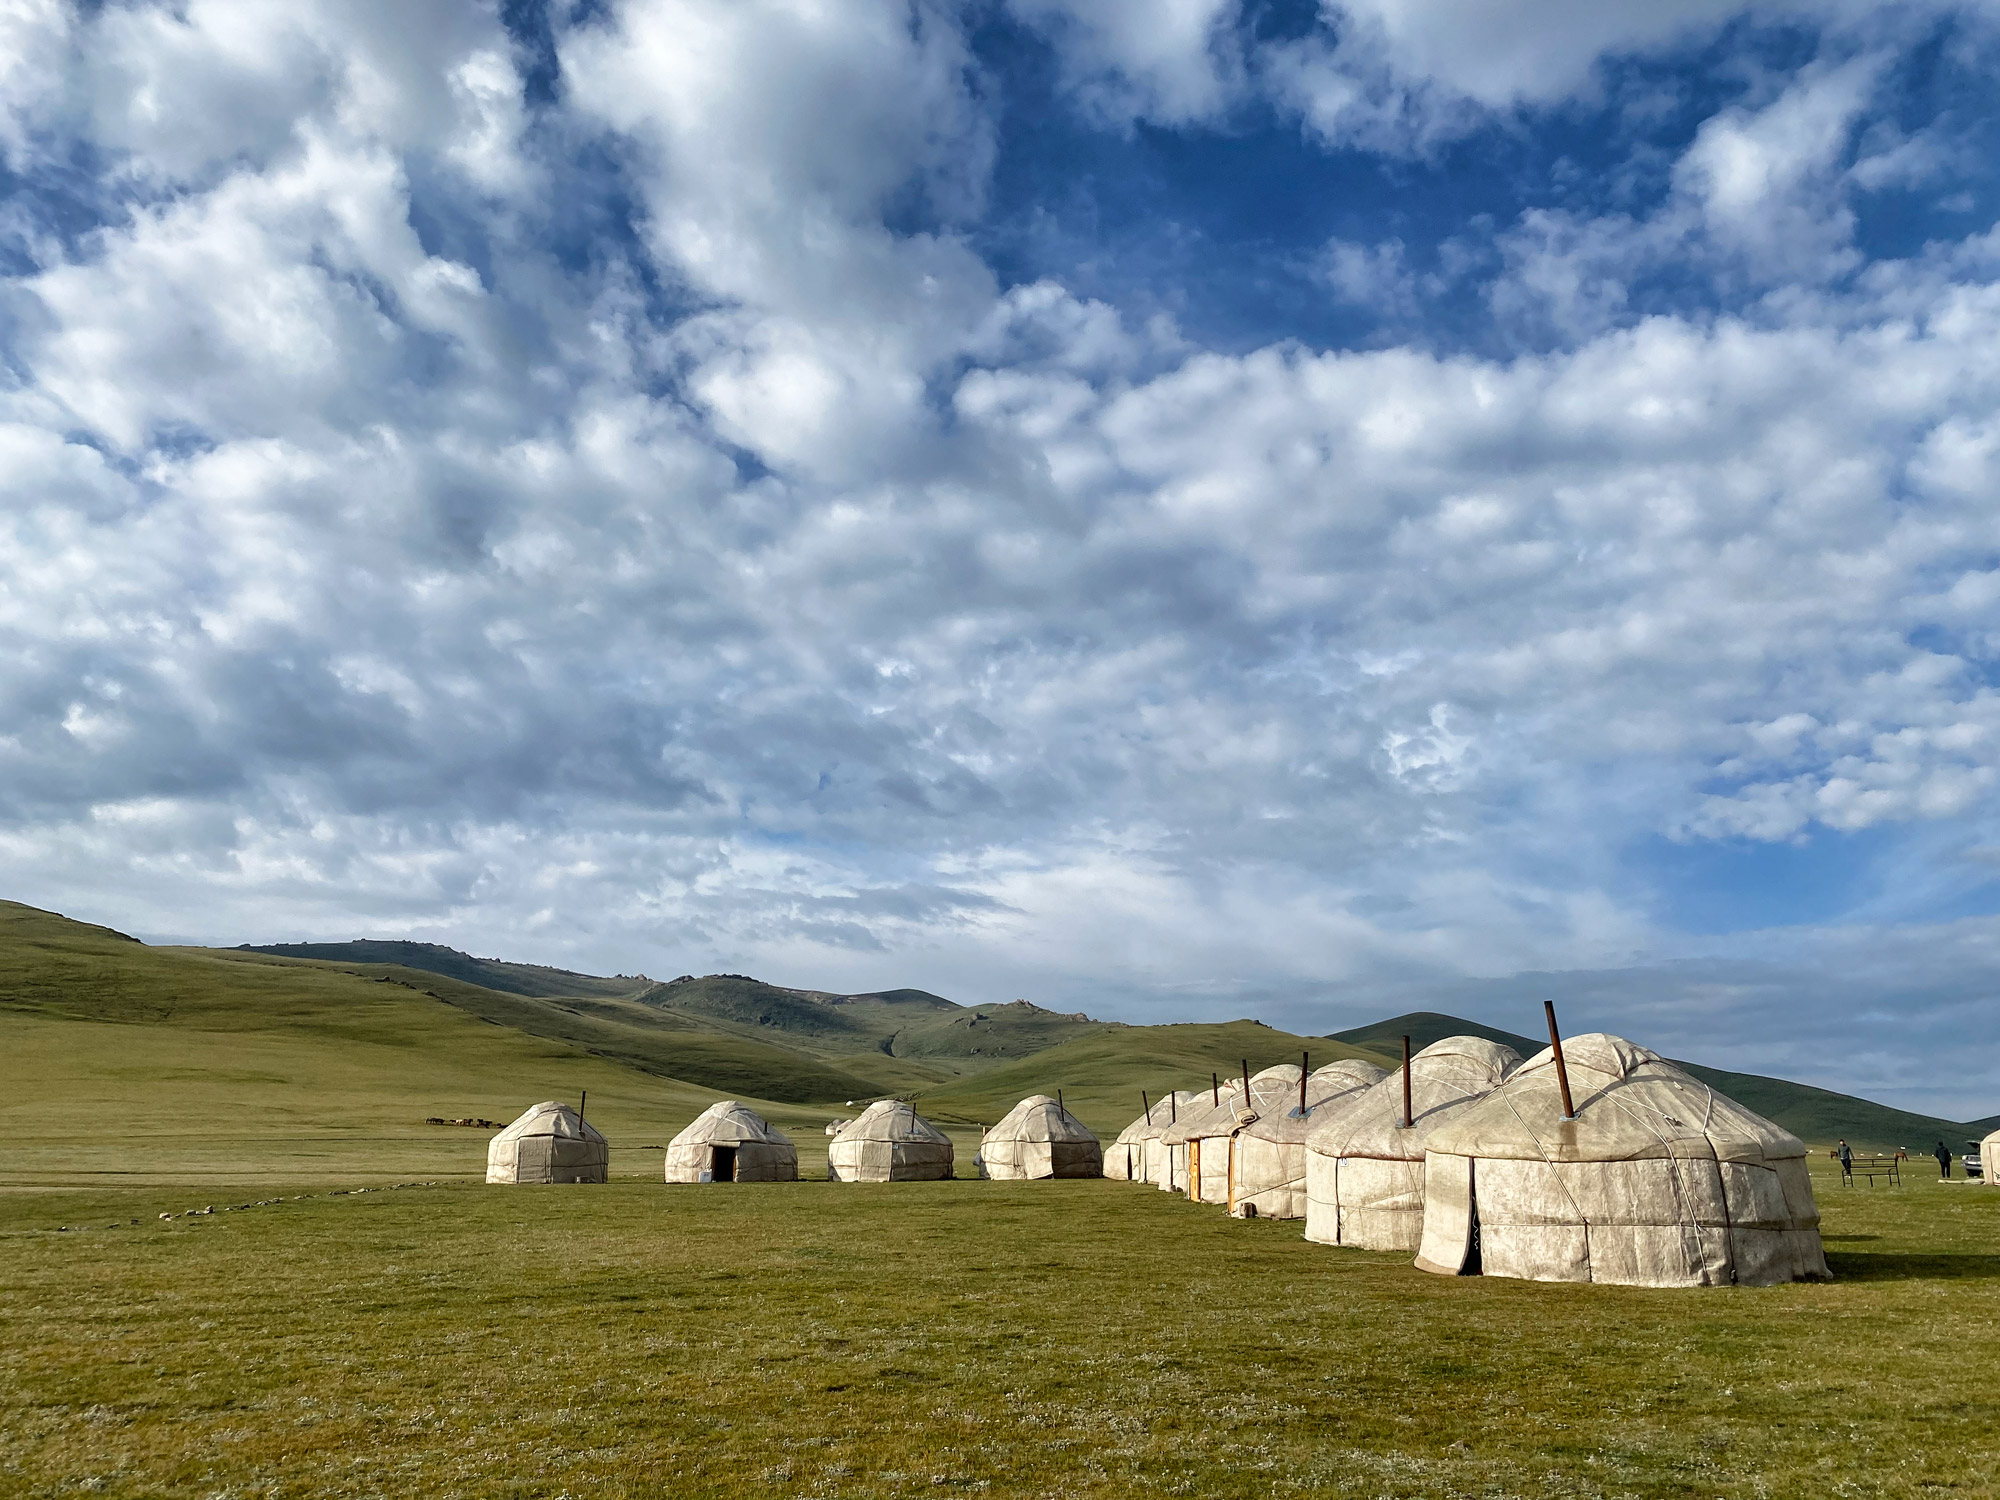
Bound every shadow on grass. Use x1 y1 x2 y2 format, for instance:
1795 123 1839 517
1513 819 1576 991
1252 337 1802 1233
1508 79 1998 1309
1825 1251 2000 1282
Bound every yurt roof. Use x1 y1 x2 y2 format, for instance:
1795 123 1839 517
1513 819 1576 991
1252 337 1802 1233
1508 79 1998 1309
492 1100 605 1144
833 1099 952 1145
1311 1058 1391 1091
670 1101 791 1149
1178 1067 1305 1142
1307 1035 1519 1157
1159 1079 1247 1145
1425 1032 1807 1165
987 1094 1098 1143
1121 1088 1206 1143
1237 1059 1389 1144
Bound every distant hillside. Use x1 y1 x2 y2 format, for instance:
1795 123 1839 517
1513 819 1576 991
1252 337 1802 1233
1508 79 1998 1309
238 940 649 1000
1327 1010 1972 1150
912 1021 1396 1137
1330 1010 1542 1058
635 974 956 1049
0 900 877 1183
889 999 1106 1061
9 897 1987 1168
232 955 922 1105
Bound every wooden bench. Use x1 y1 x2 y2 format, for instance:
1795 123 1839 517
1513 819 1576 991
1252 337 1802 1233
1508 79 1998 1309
1841 1154 1900 1186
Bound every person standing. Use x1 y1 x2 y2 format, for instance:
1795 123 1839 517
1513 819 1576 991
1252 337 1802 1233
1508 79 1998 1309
1936 1140 1953 1179
1837 1139 1853 1181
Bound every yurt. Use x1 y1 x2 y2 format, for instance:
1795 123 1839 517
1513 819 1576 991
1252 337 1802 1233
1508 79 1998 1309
663 1101 798 1183
827 1100 955 1182
1228 1058 1389 1220
1104 1104 1153 1181
486 1100 608 1184
1158 1079 1246 1198
1145 1090 1208 1191
1303 1036 1519 1249
1415 1033 1830 1287
1185 1066 1302 1206
1982 1128 2000 1185
979 1095 1102 1179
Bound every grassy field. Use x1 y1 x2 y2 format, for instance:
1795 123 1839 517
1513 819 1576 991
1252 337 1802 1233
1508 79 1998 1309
7 902 2000 1496
3 1162 1997 1499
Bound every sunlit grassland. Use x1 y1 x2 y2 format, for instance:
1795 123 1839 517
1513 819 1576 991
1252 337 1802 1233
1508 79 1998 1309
3 1163 1996 1500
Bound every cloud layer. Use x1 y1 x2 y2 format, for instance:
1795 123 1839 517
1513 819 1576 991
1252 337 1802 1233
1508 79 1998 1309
2 0 1997 1113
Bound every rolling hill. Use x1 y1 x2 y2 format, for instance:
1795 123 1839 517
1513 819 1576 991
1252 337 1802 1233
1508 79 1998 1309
908 1022 1396 1134
236 939 651 1000
0 900 752 1183
5 899 1989 1186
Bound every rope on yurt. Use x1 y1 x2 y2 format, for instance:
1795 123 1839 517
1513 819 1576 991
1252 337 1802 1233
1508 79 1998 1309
1598 1058 1711 1282
1499 1078 1590 1277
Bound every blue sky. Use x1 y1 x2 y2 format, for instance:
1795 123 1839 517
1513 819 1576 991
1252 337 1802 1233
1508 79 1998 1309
3 0 1999 1116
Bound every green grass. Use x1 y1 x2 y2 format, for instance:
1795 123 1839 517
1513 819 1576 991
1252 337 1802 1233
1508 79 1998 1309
7 901 2000 1496
2 1164 1996 1499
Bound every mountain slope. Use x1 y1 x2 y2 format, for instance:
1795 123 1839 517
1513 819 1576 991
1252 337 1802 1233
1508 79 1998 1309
888 999 1106 1061
1329 1010 1542 1058
237 940 649 1000
217 953 919 1105
0 901 749 1182
911 1021 1397 1137
1327 1009 1973 1149
634 974 956 1051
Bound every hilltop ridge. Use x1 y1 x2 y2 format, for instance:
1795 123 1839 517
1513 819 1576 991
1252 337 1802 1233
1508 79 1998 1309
238 940 651 1001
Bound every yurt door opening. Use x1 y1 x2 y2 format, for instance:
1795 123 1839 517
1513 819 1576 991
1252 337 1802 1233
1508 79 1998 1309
711 1144 737 1182
1419 1155 1484 1275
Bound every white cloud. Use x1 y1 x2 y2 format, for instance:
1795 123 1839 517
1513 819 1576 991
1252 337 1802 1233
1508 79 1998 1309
1314 0 1769 110
559 0 999 482
2 0 2000 1108
1675 54 1880 274
1003 0 1245 127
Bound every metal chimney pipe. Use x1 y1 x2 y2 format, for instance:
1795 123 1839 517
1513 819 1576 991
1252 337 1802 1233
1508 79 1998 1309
1545 1000 1577 1121
1401 1035 1413 1129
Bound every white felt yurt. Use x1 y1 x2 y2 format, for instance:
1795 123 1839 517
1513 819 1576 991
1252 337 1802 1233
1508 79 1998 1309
1104 1103 1155 1181
1982 1128 2000 1185
486 1100 608 1184
1159 1079 1247 1199
1190 1070 1289 1205
664 1102 798 1183
1182 1065 1344 1207
1145 1090 1208 1191
1303 1037 1519 1249
1415 1034 1830 1287
1228 1059 1389 1220
827 1100 955 1182
979 1095 1102 1179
